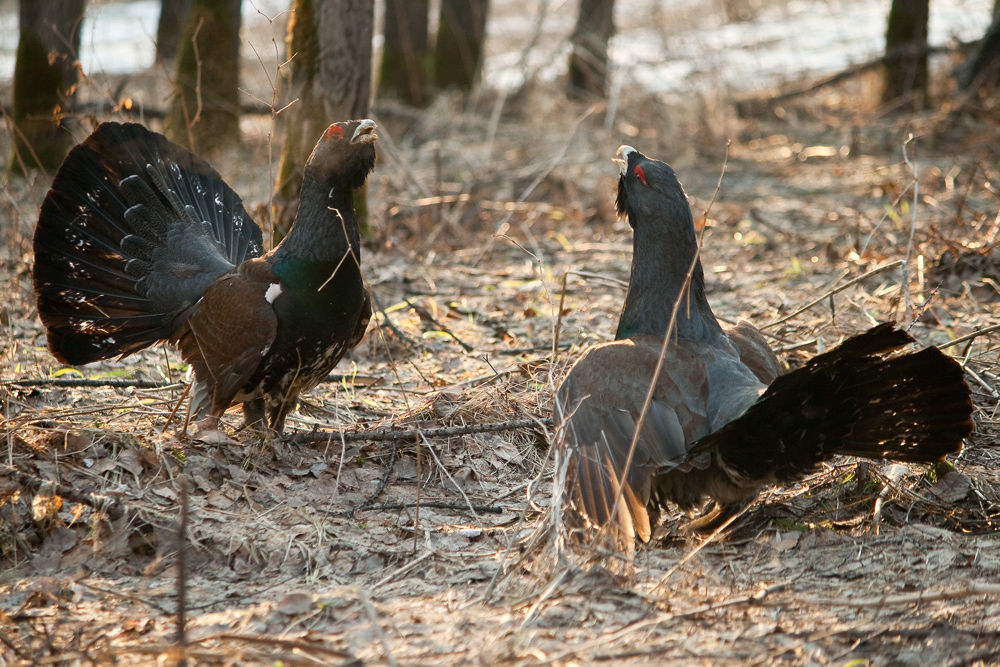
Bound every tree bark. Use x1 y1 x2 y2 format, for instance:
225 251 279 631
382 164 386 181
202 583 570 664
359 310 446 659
432 0 488 91
12 0 85 174
272 0 374 240
958 8 1000 91
881 0 929 109
157 0 192 62
568 0 615 101
165 0 242 153
379 0 429 106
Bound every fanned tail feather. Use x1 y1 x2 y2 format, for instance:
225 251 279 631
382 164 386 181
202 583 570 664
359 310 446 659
694 324 973 484
33 122 264 364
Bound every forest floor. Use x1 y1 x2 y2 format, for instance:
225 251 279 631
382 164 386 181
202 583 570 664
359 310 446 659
4 18 1000 667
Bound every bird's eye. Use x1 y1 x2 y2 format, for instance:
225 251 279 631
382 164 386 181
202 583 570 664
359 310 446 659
634 165 647 186
325 124 344 141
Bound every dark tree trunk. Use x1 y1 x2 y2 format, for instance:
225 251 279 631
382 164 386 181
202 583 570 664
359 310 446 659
165 0 242 153
958 9 1000 91
432 0 488 91
273 0 374 240
881 0 929 109
379 0 429 106
568 0 615 101
12 0 85 174
157 0 192 62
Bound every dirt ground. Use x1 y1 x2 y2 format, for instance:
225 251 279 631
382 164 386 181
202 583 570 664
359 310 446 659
4 5 1000 666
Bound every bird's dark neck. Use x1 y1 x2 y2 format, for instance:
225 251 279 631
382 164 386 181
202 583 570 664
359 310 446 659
271 172 361 266
615 207 723 342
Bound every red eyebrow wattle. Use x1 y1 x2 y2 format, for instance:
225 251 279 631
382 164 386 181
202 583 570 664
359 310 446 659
634 165 647 185
325 124 344 140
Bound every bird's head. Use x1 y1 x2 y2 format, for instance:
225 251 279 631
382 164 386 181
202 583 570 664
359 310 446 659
614 145 688 230
306 119 378 191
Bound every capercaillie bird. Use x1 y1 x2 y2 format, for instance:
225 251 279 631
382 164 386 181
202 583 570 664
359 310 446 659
554 146 974 545
33 120 377 435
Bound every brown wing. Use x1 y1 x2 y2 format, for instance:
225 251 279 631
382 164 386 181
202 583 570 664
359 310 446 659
555 337 715 544
725 321 782 384
172 258 278 416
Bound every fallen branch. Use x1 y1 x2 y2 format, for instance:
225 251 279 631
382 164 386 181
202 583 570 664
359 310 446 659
760 580 1000 608
5 374 379 390
0 464 124 520
5 378 180 390
361 501 508 514
289 416 549 446
192 633 361 665
735 43 960 115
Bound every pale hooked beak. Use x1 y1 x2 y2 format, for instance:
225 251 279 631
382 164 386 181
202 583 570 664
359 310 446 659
615 145 637 174
351 119 378 145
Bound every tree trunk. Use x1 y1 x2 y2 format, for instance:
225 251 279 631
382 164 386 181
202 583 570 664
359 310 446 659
568 0 615 101
157 0 192 62
432 0 488 91
379 0 429 106
881 0 929 109
12 0 85 174
273 0 374 240
958 9 1000 91
165 0 242 154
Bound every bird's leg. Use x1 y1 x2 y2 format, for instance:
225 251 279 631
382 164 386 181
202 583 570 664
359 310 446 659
241 398 267 430
268 392 299 435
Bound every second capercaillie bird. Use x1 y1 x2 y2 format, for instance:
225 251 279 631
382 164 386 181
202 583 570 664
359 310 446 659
33 120 377 435
554 146 974 546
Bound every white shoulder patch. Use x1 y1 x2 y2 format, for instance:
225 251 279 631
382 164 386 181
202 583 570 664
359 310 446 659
264 282 282 304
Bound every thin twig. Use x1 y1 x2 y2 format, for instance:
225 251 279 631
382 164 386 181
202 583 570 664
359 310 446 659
374 550 436 589
552 272 569 365
871 463 907 534
175 475 189 657
289 417 548 445
652 507 746 592
761 259 905 330
900 133 918 322
419 432 481 525
936 323 1000 351
404 298 474 352
531 581 789 666
358 587 399 667
343 443 397 517
371 292 429 352
474 104 600 266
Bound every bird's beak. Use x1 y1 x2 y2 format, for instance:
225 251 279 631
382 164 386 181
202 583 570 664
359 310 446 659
351 119 378 145
614 145 637 174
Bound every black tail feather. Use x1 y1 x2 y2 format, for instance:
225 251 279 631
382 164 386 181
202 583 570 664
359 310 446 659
692 324 973 484
33 122 264 365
